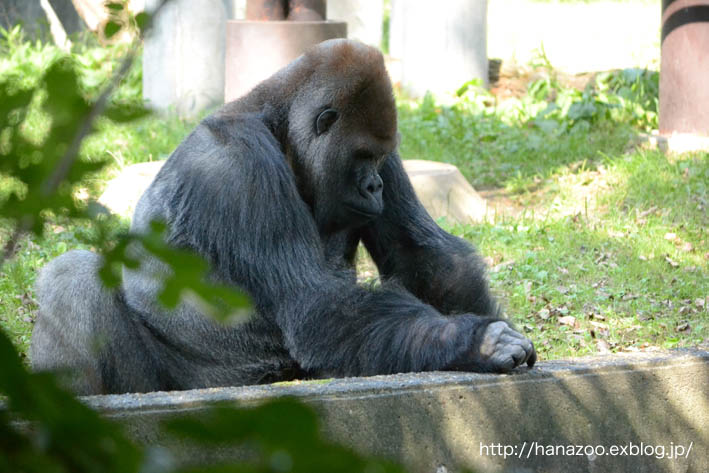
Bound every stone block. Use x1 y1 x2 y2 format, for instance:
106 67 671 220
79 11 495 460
98 161 164 219
403 160 487 224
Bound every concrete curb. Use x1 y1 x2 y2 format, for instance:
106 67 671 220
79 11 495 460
84 350 709 473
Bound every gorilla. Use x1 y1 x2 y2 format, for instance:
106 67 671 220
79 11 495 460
31 39 535 395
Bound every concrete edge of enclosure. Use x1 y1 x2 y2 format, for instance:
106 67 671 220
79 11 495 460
84 349 708 473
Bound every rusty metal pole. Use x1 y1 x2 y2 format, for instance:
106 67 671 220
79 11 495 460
659 0 709 136
245 0 326 21
246 0 287 20
288 0 326 21
225 0 346 102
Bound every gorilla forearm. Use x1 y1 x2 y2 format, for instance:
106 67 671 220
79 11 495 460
278 281 503 376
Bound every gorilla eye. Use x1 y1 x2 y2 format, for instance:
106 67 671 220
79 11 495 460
316 108 339 135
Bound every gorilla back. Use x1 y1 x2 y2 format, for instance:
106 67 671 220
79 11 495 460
31 39 535 395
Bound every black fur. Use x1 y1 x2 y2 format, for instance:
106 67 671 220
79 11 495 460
31 39 535 394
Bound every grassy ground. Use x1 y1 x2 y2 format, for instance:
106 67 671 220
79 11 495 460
447 150 708 358
0 30 707 363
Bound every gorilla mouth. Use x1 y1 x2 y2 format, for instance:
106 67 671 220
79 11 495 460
346 204 381 219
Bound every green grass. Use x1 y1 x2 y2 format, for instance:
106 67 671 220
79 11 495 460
1 29 707 364
443 149 708 359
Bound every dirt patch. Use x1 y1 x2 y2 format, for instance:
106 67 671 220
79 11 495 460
489 60 597 101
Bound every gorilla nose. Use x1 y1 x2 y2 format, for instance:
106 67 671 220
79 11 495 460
360 174 383 197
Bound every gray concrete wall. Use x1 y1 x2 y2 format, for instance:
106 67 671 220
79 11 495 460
487 0 659 74
389 0 488 97
327 0 383 47
86 350 709 473
143 0 227 117
99 160 489 224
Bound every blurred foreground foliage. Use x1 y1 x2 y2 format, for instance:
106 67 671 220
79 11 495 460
0 327 404 473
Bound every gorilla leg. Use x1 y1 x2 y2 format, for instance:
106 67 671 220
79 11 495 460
30 250 162 394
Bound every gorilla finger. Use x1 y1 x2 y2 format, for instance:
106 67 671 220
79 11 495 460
510 345 528 367
485 321 507 338
489 352 516 373
507 333 535 355
527 346 537 368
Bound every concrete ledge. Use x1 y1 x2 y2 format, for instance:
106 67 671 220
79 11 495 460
85 350 709 473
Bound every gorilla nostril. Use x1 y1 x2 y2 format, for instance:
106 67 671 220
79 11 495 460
367 175 383 194
360 174 383 197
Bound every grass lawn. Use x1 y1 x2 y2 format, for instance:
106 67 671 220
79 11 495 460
1 31 707 364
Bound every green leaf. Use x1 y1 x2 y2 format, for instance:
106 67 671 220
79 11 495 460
567 101 596 121
103 101 151 123
104 21 122 39
134 12 150 32
0 329 144 473
106 2 125 11
97 220 252 322
534 119 559 134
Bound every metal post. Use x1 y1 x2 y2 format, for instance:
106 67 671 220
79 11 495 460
245 0 326 21
659 0 709 136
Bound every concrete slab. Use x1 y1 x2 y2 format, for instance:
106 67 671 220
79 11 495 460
84 350 709 473
98 161 164 218
403 160 488 224
639 132 709 154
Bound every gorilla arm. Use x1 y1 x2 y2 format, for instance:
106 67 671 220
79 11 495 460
146 114 533 378
361 153 501 317
360 153 537 368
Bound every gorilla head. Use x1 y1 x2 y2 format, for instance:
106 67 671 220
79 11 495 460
269 40 399 232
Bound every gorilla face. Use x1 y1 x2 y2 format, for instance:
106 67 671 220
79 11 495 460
309 102 393 230
285 41 398 234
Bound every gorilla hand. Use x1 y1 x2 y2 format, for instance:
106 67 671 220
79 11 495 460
445 320 537 373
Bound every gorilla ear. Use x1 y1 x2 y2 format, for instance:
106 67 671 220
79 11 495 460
315 108 339 136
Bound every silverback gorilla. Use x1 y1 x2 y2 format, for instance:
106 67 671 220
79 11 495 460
31 39 535 394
